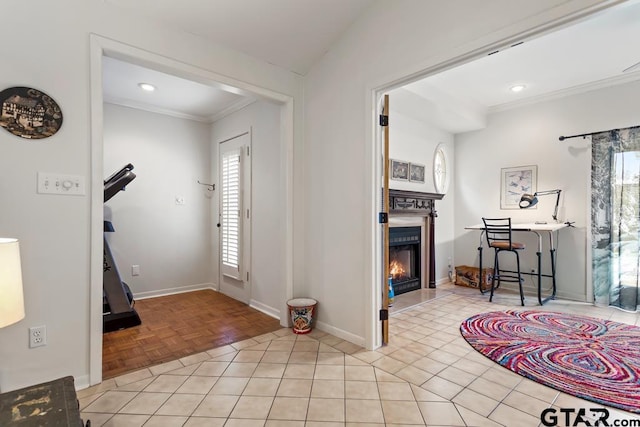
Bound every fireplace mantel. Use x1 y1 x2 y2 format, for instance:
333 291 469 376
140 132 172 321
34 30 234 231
389 189 443 215
388 189 444 288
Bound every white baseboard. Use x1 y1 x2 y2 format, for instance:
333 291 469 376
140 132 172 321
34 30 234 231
132 285 286 325
249 299 280 320
555 290 588 303
314 320 365 347
75 374 90 391
133 283 216 300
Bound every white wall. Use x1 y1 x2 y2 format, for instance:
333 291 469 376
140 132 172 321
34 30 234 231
389 110 455 283
303 0 611 347
0 0 301 392
103 104 213 297
0 0 616 391
210 101 284 319
455 79 640 301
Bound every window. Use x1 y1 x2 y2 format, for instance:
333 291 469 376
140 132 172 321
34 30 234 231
591 126 640 310
221 147 242 279
433 145 448 194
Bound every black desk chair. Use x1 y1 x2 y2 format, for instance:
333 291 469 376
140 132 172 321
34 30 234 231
482 217 525 306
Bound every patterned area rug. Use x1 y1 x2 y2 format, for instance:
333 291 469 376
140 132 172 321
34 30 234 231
460 310 640 414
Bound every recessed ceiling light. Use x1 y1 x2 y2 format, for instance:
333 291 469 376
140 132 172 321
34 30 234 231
138 83 156 92
510 84 526 93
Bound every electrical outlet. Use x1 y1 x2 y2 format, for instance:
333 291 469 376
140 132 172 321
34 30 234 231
29 325 47 348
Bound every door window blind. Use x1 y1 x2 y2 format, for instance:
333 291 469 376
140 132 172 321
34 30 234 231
221 148 242 278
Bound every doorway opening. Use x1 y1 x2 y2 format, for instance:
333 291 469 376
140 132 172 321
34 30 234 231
90 35 294 386
370 2 627 349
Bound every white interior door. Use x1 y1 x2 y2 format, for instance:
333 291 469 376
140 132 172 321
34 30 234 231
219 131 251 303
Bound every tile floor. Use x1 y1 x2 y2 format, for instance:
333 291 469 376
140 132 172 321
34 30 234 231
79 283 640 426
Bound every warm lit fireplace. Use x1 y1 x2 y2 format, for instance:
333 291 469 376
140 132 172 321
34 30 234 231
389 226 421 295
388 189 443 290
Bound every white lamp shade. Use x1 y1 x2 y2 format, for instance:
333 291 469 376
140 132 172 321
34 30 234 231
0 238 25 328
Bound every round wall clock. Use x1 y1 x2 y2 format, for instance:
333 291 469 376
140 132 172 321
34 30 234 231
0 86 63 139
433 144 449 194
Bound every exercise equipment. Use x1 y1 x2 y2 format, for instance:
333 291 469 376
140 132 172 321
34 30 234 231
103 163 141 333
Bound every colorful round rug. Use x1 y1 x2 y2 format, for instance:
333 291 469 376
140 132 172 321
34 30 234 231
460 310 640 414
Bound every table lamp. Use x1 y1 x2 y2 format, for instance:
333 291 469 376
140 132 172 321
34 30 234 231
519 189 562 222
0 238 25 328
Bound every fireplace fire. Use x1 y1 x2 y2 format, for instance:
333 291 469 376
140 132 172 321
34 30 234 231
389 260 405 278
389 226 421 295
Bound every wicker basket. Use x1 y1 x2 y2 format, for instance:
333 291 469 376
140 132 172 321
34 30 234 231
454 265 493 292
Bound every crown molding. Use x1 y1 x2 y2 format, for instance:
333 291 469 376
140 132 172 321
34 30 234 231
209 97 257 123
488 72 640 114
104 96 212 122
104 95 257 124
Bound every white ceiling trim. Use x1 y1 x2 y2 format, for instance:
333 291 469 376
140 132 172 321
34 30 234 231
104 96 212 123
104 95 259 124
209 97 257 123
488 71 640 114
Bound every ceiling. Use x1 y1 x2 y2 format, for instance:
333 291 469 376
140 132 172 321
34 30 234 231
102 0 374 122
102 56 255 122
397 0 640 133
101 0 640 129
103 0 375 76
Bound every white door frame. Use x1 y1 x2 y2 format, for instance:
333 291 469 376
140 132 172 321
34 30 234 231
218 130 252 303
89 35 294 386
365 2 622 350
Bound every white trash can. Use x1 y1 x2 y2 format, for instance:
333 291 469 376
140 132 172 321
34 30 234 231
287 298 317 334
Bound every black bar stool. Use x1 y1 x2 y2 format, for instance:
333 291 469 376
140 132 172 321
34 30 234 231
482 217 525 306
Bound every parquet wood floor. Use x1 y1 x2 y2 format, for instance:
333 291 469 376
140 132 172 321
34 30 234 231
102 289 282 379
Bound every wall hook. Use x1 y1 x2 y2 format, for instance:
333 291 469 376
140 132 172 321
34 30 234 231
197 180 215 191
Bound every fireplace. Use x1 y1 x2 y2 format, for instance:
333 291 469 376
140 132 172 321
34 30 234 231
387 189 443 289
389 226 421 295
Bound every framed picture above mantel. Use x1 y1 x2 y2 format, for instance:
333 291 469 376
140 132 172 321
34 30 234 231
390 159 409 181
391 159 427 184
409 163 425 183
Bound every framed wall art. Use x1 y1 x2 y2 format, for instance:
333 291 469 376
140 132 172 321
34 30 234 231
0 86 63 139
501 165 537 209
390 159 409 181
409 163 425 183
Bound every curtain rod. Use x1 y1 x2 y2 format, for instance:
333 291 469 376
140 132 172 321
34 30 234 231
559 125 639 141
559 130 610 141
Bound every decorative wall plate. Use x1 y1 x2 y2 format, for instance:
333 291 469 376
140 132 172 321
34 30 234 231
0 86 62 139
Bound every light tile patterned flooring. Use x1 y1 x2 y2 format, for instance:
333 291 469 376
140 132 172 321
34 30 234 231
79 283 640 426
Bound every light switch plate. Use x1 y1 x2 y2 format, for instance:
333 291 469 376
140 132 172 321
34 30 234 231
37 172 85 196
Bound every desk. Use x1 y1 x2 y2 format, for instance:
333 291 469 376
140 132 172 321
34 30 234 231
465 222 569 305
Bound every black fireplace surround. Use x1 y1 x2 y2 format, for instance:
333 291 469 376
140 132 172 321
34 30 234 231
389 226 421 295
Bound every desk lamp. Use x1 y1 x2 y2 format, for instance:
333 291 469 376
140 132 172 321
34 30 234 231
519 189 562 222
0 238 25 328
